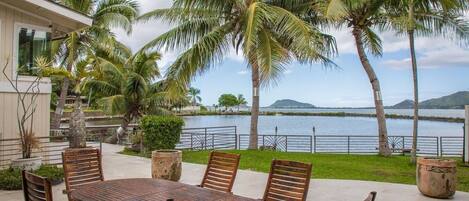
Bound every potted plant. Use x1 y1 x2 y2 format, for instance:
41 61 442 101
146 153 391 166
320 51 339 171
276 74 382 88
2 58 55 170
140 115 184 181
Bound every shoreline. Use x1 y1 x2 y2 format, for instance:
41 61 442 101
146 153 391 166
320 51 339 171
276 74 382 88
179 111 465 123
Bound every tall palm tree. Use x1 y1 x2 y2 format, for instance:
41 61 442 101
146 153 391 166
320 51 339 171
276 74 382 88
50 0 139 129
83 48 170 143
188 87 202 106
138 0 337 149
313 0 393 156
236 94 247 112
386 0 469 163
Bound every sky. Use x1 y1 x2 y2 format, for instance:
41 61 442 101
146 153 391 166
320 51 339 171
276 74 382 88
114 1 469 108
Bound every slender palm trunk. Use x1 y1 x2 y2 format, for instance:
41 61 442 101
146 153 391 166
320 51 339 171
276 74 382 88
409 32 419 164
51 62 73 129
249 61 260 150
352 28 391 156
117 113 131 144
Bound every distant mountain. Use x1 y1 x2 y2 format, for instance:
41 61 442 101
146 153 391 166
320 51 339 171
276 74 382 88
391 99 415 109
269 99 316 108
420 91 469 109
390 91 469 109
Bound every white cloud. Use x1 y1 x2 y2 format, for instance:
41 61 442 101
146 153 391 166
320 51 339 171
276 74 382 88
330 26 469 69
226 48 245 62
237 70 248 75
383 46 469 69
113 1 173 52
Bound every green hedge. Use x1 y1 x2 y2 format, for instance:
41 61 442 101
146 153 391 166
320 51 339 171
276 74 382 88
140 115 185 151
0 165 64 190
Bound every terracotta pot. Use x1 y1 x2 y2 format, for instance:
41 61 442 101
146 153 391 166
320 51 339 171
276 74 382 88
417 157 457 198
151 150 182 181
11 157 42 171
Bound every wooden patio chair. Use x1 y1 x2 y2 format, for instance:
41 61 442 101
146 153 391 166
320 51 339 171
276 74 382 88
200 151 241 193
363 191 377 201
22 170 53 201
62 148 104 200
262 160 312 201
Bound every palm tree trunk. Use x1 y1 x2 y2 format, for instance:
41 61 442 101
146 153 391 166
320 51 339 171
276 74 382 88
409 32 419 164
69 95 86 148
352 28 391 156
51 62 73 129
249 61 260 150
117 113 131 144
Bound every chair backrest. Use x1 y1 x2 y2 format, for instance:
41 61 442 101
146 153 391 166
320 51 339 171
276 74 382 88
22 170 53 201
364 191 377 201
62 148 104 198
263 160 312 201
200 151 240 192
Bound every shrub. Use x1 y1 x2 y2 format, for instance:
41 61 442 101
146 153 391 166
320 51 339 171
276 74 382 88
0 165 64 190
34 165 64 185
140 115 185 151
0 168 22 190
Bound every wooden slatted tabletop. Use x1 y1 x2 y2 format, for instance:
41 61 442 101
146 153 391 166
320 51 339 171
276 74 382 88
70 178 257 201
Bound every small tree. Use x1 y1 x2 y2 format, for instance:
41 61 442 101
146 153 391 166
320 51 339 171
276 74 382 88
188 87 202 106
236 94 247 112
218 94 238 111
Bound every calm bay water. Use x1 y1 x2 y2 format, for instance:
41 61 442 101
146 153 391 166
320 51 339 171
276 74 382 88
258 108 466 118
78 109 465 137
183 115 464 137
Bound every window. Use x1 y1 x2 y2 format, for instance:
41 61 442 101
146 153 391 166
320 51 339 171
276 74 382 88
16 25 51 76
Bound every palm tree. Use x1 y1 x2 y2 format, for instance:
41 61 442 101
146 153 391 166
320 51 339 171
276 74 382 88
236 94 247 112
50 0 139 129
312 0 393 156
386 0 469 162
188 87 202 106
83 48 170 143
138 0 336 149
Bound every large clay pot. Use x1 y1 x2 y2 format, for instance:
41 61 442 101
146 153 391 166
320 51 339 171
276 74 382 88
11 157 42 171
151 150 182 181
417 157 457 198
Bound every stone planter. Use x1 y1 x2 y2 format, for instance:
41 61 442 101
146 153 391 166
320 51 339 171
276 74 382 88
11 157 42 171
417 157 457 198
151 150 182 181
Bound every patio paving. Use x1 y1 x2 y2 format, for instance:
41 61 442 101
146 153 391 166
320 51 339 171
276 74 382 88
1 143 469 201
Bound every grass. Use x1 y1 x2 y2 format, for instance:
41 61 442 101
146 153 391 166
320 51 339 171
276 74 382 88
121 148 469 192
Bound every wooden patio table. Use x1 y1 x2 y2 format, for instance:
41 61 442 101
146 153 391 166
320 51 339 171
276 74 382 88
70 178 257 201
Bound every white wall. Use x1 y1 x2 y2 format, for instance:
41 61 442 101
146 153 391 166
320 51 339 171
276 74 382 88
0 4 51 140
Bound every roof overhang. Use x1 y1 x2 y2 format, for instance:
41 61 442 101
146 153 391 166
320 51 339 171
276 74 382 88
1 0 92 37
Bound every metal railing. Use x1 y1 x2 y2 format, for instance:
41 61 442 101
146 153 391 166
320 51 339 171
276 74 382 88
176 126 237 150
0 135 101 169
174 126 464 157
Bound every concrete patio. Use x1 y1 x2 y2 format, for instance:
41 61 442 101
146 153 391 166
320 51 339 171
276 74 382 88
1 143 469 201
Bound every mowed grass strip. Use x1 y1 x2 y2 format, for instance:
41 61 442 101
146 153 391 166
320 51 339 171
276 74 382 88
180 150 469 192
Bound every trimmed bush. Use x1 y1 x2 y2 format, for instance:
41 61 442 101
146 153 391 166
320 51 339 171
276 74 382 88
0 165 64 190
140 115 185 151
0 168 22 190
34 165 64 185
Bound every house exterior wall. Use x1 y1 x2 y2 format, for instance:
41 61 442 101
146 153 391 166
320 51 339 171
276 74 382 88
0 4 52 140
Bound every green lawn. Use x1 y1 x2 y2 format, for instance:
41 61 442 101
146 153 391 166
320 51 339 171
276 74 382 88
120 149 469 192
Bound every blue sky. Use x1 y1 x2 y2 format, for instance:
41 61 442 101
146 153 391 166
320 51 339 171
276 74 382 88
114 1 469 107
